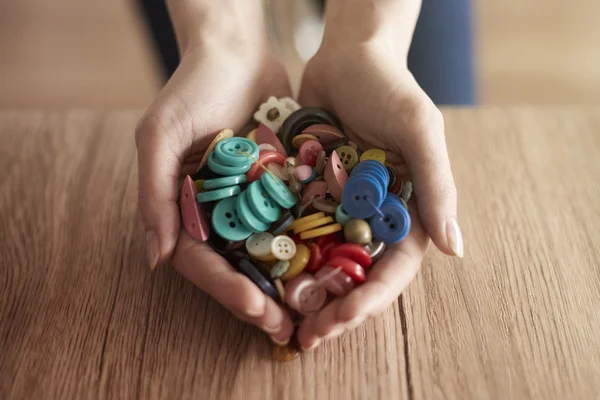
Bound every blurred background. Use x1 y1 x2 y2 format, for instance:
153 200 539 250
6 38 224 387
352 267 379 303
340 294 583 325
0 0 599 108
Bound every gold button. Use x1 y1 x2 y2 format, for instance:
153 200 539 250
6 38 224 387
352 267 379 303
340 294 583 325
335 145 359 171
343 219 372 245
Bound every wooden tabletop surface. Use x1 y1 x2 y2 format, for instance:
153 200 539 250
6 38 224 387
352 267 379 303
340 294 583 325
1 108 599 399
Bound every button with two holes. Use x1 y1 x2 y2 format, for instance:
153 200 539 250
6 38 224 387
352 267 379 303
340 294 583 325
246 181 281 223
369 193 411 244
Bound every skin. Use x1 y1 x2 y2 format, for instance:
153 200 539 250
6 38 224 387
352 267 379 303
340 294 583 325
136 0 462 349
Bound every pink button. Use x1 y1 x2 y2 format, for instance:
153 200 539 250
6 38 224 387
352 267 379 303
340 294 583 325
295 165 313 182
302 124 345 144
324 150 348 203
256 123 287 157
180 175 210 242
298 140 323 166
301 180 327 205
284 273 327 315
314 266 355 297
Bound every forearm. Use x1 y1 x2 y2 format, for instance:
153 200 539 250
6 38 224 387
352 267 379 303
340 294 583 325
322 0 422 57
166 0 269 54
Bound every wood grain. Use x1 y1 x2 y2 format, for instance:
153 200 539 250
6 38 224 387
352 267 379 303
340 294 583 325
1 109 599 399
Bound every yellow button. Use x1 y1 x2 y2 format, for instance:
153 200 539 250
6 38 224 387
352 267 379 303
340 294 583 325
360 148 386 164
246 128 257 142
292 133 319 149
287 212 325 232
253 252 277 262
196 128 234 172
293 216 334 234
299 223 342 240
335 146 359 171
194 179 204 192
280 244 310 281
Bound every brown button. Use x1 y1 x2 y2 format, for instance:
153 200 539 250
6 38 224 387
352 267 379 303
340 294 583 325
316 150 327 175
343 219 372 245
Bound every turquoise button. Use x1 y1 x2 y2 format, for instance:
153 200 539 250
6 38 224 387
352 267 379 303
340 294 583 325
208 152 252 176
260 172 297 209
215 137 259 167
196 185 241 203
203 174 247 190
335 205 352 226
212 196 253 241
236 190 270 232
247 181 281 223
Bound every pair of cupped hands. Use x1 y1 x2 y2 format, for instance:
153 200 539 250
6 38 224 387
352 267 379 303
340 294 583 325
135 29 461 350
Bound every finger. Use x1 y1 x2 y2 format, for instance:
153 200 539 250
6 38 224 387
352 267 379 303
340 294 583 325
386 85 463 258
173 233 294 344
297 204 429 349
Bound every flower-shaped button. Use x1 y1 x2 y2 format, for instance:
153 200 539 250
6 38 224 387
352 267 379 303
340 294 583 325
254 96 293 132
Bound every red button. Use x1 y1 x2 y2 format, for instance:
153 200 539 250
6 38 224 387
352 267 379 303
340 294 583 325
246 151 286 182
323 256 366 284
298 140 323 166
324 150 348 203
302 124 345 144
315 232 342 248
328 244 372 269
320 240 342 262
180 175 210 242
256 123 287 157
305 243 323 273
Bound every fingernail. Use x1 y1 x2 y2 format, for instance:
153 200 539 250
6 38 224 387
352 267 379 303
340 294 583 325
446 218 464 258
345 315 366 331
270 335 289 346
145 230 160 270
261 323 282 335
301 338 321 351
323 325 346 340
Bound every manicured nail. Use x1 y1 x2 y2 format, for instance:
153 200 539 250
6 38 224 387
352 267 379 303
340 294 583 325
261 323 282 335
145 230 159 270
301 338 321 351
270 335 289 346
446 218 464 258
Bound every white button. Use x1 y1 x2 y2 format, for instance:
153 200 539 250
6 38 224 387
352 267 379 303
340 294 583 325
270 235 297 261
245 232 274 258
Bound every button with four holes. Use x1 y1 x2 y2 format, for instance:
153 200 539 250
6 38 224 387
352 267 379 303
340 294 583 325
211 196 253 241
271 235 297 260
298 140 323 166
335 145 359 171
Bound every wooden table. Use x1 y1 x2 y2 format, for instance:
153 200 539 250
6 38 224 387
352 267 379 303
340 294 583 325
1 109 599 399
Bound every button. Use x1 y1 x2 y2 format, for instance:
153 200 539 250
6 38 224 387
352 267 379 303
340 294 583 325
231 256 279 300
203 174 247 190
298 140 323 166
335 146 359 171
256 123 287 157
322 256 366 284
267 163 288 181
195 128 234 172
400 180 413 202
315 231 342 248
294 165 314 182
288 212 325 232
292 133 319 148
316 150 327 175
369 194 411 244
196 185 241 203
343 219 372 245
280 244 310 281
324 150 348 203
284 273 327 315
329 243 372 269
271 235 297 260
247 181 281 223
285 157 299 167
246 128 257 142
279 96 301 113
236 190 270 232
301 181 327 205
180 175 210 242
360 148 386 164
313 198 339 213
211 196 253 241
269 211 295 236
258 143 278 153
254 96 293 133
323 137 350 153
341 175 385 219
270 260 290 279
335 205 352 226
272 343 299 362
293 216 334 234
214 137 259 167
350 164 389 190
280 107 343 154
246 232 275 258
314 266 355 297
302 124 345 144
299 223 342 240
208 152 253 176
305 243 323 273
364 241 386 262
273 278 286 300
261 172 298 209
320 239 342 261
387 165 401 193
289 181 303 194
194 179 204 192
352 160 390 181
246 151 286 182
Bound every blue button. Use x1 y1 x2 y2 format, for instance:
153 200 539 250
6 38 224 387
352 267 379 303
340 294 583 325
341 175 385 219
215 137 259 167
247 181 282 223
350 168 388 190
196 185 241 203
352 160 389 181
208 152 252 176
211 196 253 241
236 189 270 232
203 174 247 190
369 194 411 244
260 172 297 209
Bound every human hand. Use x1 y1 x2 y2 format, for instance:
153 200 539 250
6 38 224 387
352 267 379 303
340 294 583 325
136 0 295 344
295 2 462 349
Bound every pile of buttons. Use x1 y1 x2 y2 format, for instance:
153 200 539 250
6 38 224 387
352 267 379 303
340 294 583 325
178 97 413 360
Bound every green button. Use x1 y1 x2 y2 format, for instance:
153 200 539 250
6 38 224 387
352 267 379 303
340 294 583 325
203 174 247 190
196 185 241 203
211 196 253 241
260 172 297 209
208 152 252 176
236 190 270 232
247 181 281 223
215 137 259 167
335 205 353 226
